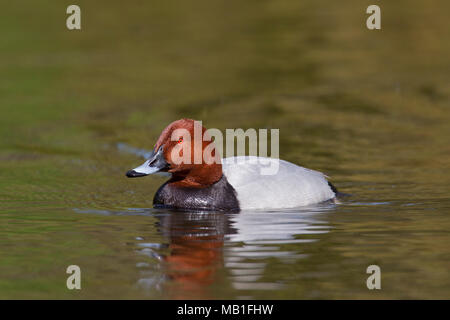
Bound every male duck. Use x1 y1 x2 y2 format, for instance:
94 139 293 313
126 119 338 211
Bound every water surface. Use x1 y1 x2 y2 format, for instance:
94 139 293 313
1 1 449 299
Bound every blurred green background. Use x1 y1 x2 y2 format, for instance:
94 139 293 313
0 1 449 299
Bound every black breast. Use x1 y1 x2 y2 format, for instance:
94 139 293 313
153 175 240 212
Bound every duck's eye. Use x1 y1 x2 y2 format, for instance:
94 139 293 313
177 137 183 144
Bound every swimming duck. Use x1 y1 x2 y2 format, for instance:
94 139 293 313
126 119 338 211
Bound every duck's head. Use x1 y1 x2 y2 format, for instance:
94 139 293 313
126 119 222 187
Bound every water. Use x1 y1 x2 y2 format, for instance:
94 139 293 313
1 1 449 299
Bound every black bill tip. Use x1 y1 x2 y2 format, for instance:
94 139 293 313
126 170 147 178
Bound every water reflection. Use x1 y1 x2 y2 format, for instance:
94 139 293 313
224 206 333 292
152 211 233 299
75 203 335 298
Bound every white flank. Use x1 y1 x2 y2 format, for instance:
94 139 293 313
222 156 335 210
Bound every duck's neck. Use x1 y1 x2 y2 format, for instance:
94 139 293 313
169 163 223 188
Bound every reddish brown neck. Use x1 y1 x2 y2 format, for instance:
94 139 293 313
169 163 223 188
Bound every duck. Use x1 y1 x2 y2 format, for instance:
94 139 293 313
126 119 339 211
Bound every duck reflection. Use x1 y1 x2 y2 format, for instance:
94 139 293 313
134 203 335 298
158 211 235 299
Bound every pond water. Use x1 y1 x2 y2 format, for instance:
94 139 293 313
0 1 449 299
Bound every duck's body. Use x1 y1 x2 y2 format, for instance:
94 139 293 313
222 156 336 210
126 119 339 212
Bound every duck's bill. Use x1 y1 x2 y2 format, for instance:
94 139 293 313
126 146 169 178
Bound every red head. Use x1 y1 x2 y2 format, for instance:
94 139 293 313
126 119 222 187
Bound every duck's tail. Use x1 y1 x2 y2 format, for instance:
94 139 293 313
328 181 351 198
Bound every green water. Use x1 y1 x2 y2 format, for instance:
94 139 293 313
1 1 449 299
